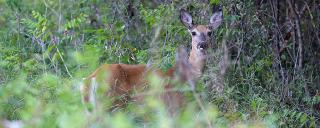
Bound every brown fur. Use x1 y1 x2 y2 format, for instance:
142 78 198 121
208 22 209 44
81 63 184 112
195 25 209 32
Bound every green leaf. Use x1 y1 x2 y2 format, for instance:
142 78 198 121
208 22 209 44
210 0 220 4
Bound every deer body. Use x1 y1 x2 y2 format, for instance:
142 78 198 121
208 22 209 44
81 64 148 103
80 7 223 113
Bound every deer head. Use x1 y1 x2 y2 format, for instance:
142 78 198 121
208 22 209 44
180 6 223 56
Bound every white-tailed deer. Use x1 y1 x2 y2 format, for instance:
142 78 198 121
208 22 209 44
80 6 223 113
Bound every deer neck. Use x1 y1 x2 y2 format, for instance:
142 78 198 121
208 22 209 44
188 43 206 79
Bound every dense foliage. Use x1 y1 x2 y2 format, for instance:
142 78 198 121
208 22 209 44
0 0 319 127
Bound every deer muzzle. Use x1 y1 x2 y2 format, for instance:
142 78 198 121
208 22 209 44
197 43 207 50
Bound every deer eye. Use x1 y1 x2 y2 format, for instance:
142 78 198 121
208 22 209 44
207 31 212 35
191 31 197 36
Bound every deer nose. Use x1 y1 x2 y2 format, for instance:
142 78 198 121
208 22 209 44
197 43 207 50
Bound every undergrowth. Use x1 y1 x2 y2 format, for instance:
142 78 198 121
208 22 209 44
0 0 319 127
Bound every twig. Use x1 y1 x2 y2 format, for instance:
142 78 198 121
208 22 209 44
56 46 73 78
286 0 309 98
269 0 288 100
304 1 320 45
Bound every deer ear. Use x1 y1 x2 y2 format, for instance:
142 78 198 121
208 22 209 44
209 5 223 30
180 9 193 29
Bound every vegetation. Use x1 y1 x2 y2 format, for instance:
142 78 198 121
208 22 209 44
0 0 319 127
